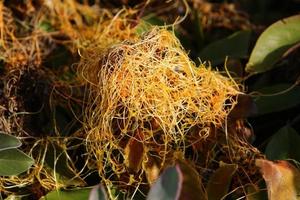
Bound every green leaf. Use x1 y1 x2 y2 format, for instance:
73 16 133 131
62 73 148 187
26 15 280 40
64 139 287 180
199 30 251 65
39 21 55 32
136 15 165 35
0 149 34 176
178 10 204 53
0 133 21 151
89 185 108 200
265 125 300 161
147 166 180 200
147 160 206 200
254 84 300 115
40 188 91 200
246 15 300 74
44 142 84 186
206 162 238 200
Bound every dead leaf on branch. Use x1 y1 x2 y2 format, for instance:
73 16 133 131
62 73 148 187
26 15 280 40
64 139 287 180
256 159 300 200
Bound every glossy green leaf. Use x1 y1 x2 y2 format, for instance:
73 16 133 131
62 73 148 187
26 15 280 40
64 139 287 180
0 133 21 151
41 188 91 200
89 185 108 200
265 125 300 161
0 149 34 176
206 162 238 200
147 166 180 200
199 30 251 65
254 84 300 115
147 160 206 200
246 15 300 74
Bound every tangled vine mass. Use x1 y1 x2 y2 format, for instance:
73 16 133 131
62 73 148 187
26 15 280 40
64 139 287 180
0 1 264 199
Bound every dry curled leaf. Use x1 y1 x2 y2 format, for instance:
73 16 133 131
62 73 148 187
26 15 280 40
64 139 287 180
256 159 300 200
124 129 145 173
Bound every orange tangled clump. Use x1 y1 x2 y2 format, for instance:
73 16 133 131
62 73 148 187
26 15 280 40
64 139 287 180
0 0 137 194
80 27 242 187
